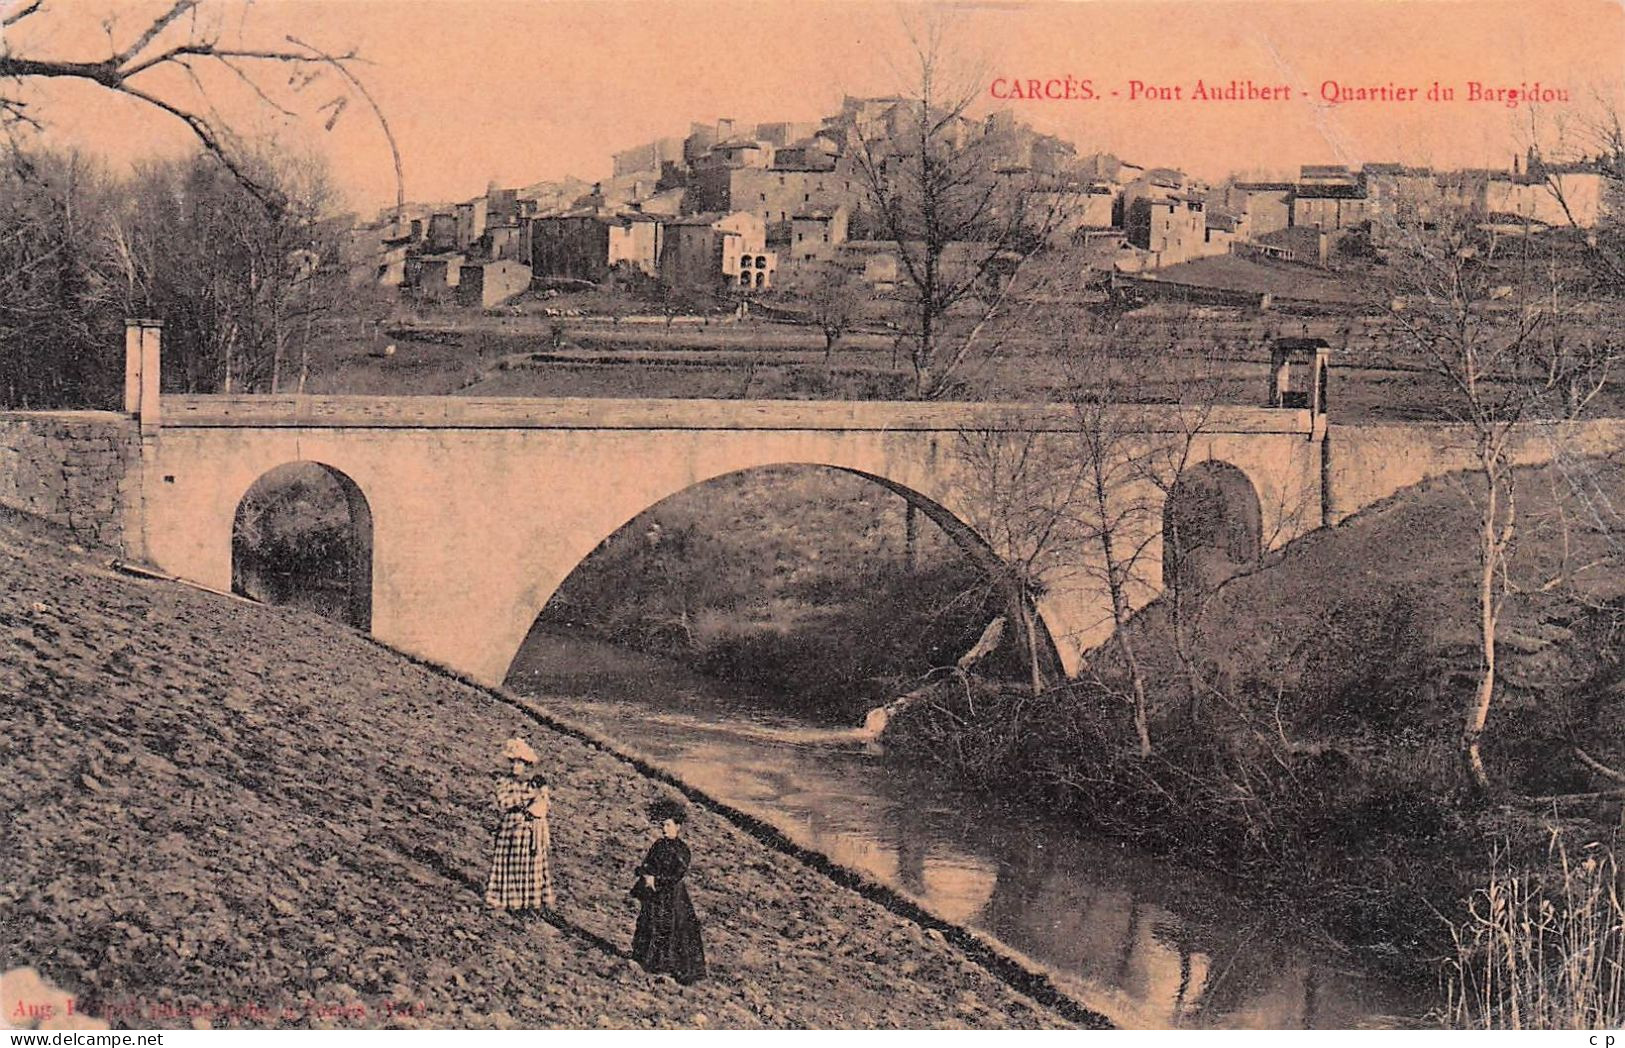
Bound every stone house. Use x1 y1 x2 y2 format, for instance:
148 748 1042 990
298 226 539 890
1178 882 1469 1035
457 260 533 308
408 254 465 300
613 136 685 177
1124 193 1206 266
426 212 459 253
526 215 615 282
1360 164 1436 223
454 198 488 251
788 206 850 265
526 212 665 282
1226 182 1293 237
1485 164 1606 227
659 211 771 290
1292 183 1369 230
686 165 860 242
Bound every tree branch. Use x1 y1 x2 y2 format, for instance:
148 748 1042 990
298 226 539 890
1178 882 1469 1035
114 0 200 68
1 0 42 29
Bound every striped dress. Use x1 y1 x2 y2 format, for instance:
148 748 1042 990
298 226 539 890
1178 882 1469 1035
484 772 555 910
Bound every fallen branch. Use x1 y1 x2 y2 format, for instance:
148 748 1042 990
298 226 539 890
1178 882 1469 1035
1522 789 1625 804
1573 744 1625 783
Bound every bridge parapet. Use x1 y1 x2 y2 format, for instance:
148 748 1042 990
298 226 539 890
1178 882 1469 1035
162 394 1319 435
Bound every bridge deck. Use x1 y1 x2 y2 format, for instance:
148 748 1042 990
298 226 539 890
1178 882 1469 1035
161 395 1317 435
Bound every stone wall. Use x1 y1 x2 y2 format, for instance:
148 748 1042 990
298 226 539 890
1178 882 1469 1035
1324 419 1625 524
0 412 137 550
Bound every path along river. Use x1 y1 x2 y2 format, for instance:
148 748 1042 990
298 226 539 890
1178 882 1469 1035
509 629 1428 1030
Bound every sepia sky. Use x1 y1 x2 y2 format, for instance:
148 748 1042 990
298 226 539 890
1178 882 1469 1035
12 0 1625 213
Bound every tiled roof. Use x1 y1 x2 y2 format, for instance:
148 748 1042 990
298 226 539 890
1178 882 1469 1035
664 212 729 226
1294 183 1366 199
1362 164 1433 177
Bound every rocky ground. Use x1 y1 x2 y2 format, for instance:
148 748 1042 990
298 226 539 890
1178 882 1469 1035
0 508 1076 1030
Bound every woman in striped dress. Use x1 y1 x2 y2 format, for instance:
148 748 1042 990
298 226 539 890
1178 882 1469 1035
484 737 556 912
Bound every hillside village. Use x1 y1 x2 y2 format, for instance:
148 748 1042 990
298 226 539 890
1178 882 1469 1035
364 96 1614 309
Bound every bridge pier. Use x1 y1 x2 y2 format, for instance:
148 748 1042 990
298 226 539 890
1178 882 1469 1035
119 319 166 564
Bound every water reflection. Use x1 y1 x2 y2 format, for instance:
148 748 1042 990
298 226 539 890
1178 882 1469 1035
509 630 1422 1029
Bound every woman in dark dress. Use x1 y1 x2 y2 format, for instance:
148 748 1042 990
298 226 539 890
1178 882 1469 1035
630 799 706 984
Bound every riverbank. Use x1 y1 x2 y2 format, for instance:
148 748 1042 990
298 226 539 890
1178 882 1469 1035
0 507 1077 1029
883 457 1625 998
511 629 1429 1027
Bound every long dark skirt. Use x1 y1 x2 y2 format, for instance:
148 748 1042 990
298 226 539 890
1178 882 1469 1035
630 837 706 983
631 882 706 983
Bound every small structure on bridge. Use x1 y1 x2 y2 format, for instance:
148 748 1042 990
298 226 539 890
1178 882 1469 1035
1268 337 1329 415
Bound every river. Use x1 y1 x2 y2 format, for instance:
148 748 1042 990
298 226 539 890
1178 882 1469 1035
508 629 1427 1030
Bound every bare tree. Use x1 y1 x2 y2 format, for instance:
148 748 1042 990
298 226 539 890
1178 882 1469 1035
1522 97 1625 291
845 15 1076 398
1374 200 1616 791
785 261 866 361
0 0 395 217
0 146 122 407
1064 385 1160 757
108 147 346 394
1121 333 1267 724
953 417 1088 699
1066 322 1255 752
950 306 1253 757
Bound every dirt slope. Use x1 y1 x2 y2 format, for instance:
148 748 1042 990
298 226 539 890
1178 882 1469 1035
1126 454 1625 795
0 508 1068 1030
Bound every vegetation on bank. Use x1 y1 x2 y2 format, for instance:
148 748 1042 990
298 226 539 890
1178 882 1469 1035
1442 838 1624 1029
231 464 356 607
882 457 1625 1018
470 447 1624 1027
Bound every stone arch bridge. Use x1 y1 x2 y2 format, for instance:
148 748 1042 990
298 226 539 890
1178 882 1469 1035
125 391 1327 686
12 331 1615 687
